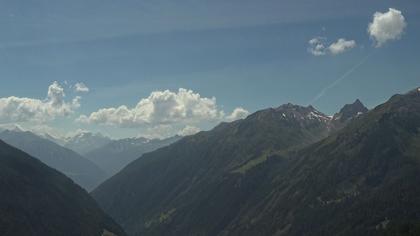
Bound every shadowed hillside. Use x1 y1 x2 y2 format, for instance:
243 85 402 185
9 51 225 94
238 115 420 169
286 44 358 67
0 140 126 236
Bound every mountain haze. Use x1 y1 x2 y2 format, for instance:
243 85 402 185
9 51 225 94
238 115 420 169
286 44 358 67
86 136 181 177
0 130 106 191
64 131 112 155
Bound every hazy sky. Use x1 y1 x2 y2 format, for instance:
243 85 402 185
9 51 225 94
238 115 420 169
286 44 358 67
0 0 419 138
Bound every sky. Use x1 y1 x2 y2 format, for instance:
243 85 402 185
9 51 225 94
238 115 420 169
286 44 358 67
0 0 419 139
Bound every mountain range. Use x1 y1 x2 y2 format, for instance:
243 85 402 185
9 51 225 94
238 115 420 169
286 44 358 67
86 136 181 177
0 130 106 191
0 126 182 189
2 89 419 236
92 90 420 236
37 130 113 155
92 98 372 235
0 139 126 236
63 131 113 155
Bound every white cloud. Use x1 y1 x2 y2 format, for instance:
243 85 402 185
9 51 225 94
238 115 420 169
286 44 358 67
226 107 250 121
178 125 201 136
368 8 407 47
78 88 248 138
48 81 66 107
74 82 90 93
308 37 356 56
141 124 176 139
328 38 356 55
308 37 327 56
0 81 81 123
78 88 225 127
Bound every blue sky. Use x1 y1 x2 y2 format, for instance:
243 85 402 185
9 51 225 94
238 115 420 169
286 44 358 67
0 0 419 139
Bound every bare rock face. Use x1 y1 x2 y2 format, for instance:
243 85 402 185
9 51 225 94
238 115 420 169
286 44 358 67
331 99 369 129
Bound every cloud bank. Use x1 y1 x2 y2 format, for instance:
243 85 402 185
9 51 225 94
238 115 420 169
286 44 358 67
78 88 248 129
0 81 81 123
368 8 406 47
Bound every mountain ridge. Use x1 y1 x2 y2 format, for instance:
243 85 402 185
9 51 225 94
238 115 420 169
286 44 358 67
63 130 113 155
0 130 106 191
92 90 420 235
86 135 181 177
0 139 126 236
92 103 342 235
224 88 420 235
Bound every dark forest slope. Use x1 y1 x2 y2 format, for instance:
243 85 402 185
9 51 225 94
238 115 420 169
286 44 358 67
0 140 126 236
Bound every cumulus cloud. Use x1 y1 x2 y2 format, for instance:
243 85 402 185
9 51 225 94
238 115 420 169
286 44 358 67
0 81 81 123
308 37 356 56
368 8 407 47
226 107 250 121
141 124 176 139
328 38 356 55
78 88 226 127
178 125 201 136
78 88 248 138
74 82 90 93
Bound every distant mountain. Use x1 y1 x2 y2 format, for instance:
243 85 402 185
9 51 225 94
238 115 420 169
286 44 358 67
63 130 112 155
0 124 25 133
0 139 126 236
331 99 368 129
93 89 420 236
0 130 106 191
0 127 113 156
92 104 334 235
38 132 67 146
86 136 181 177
